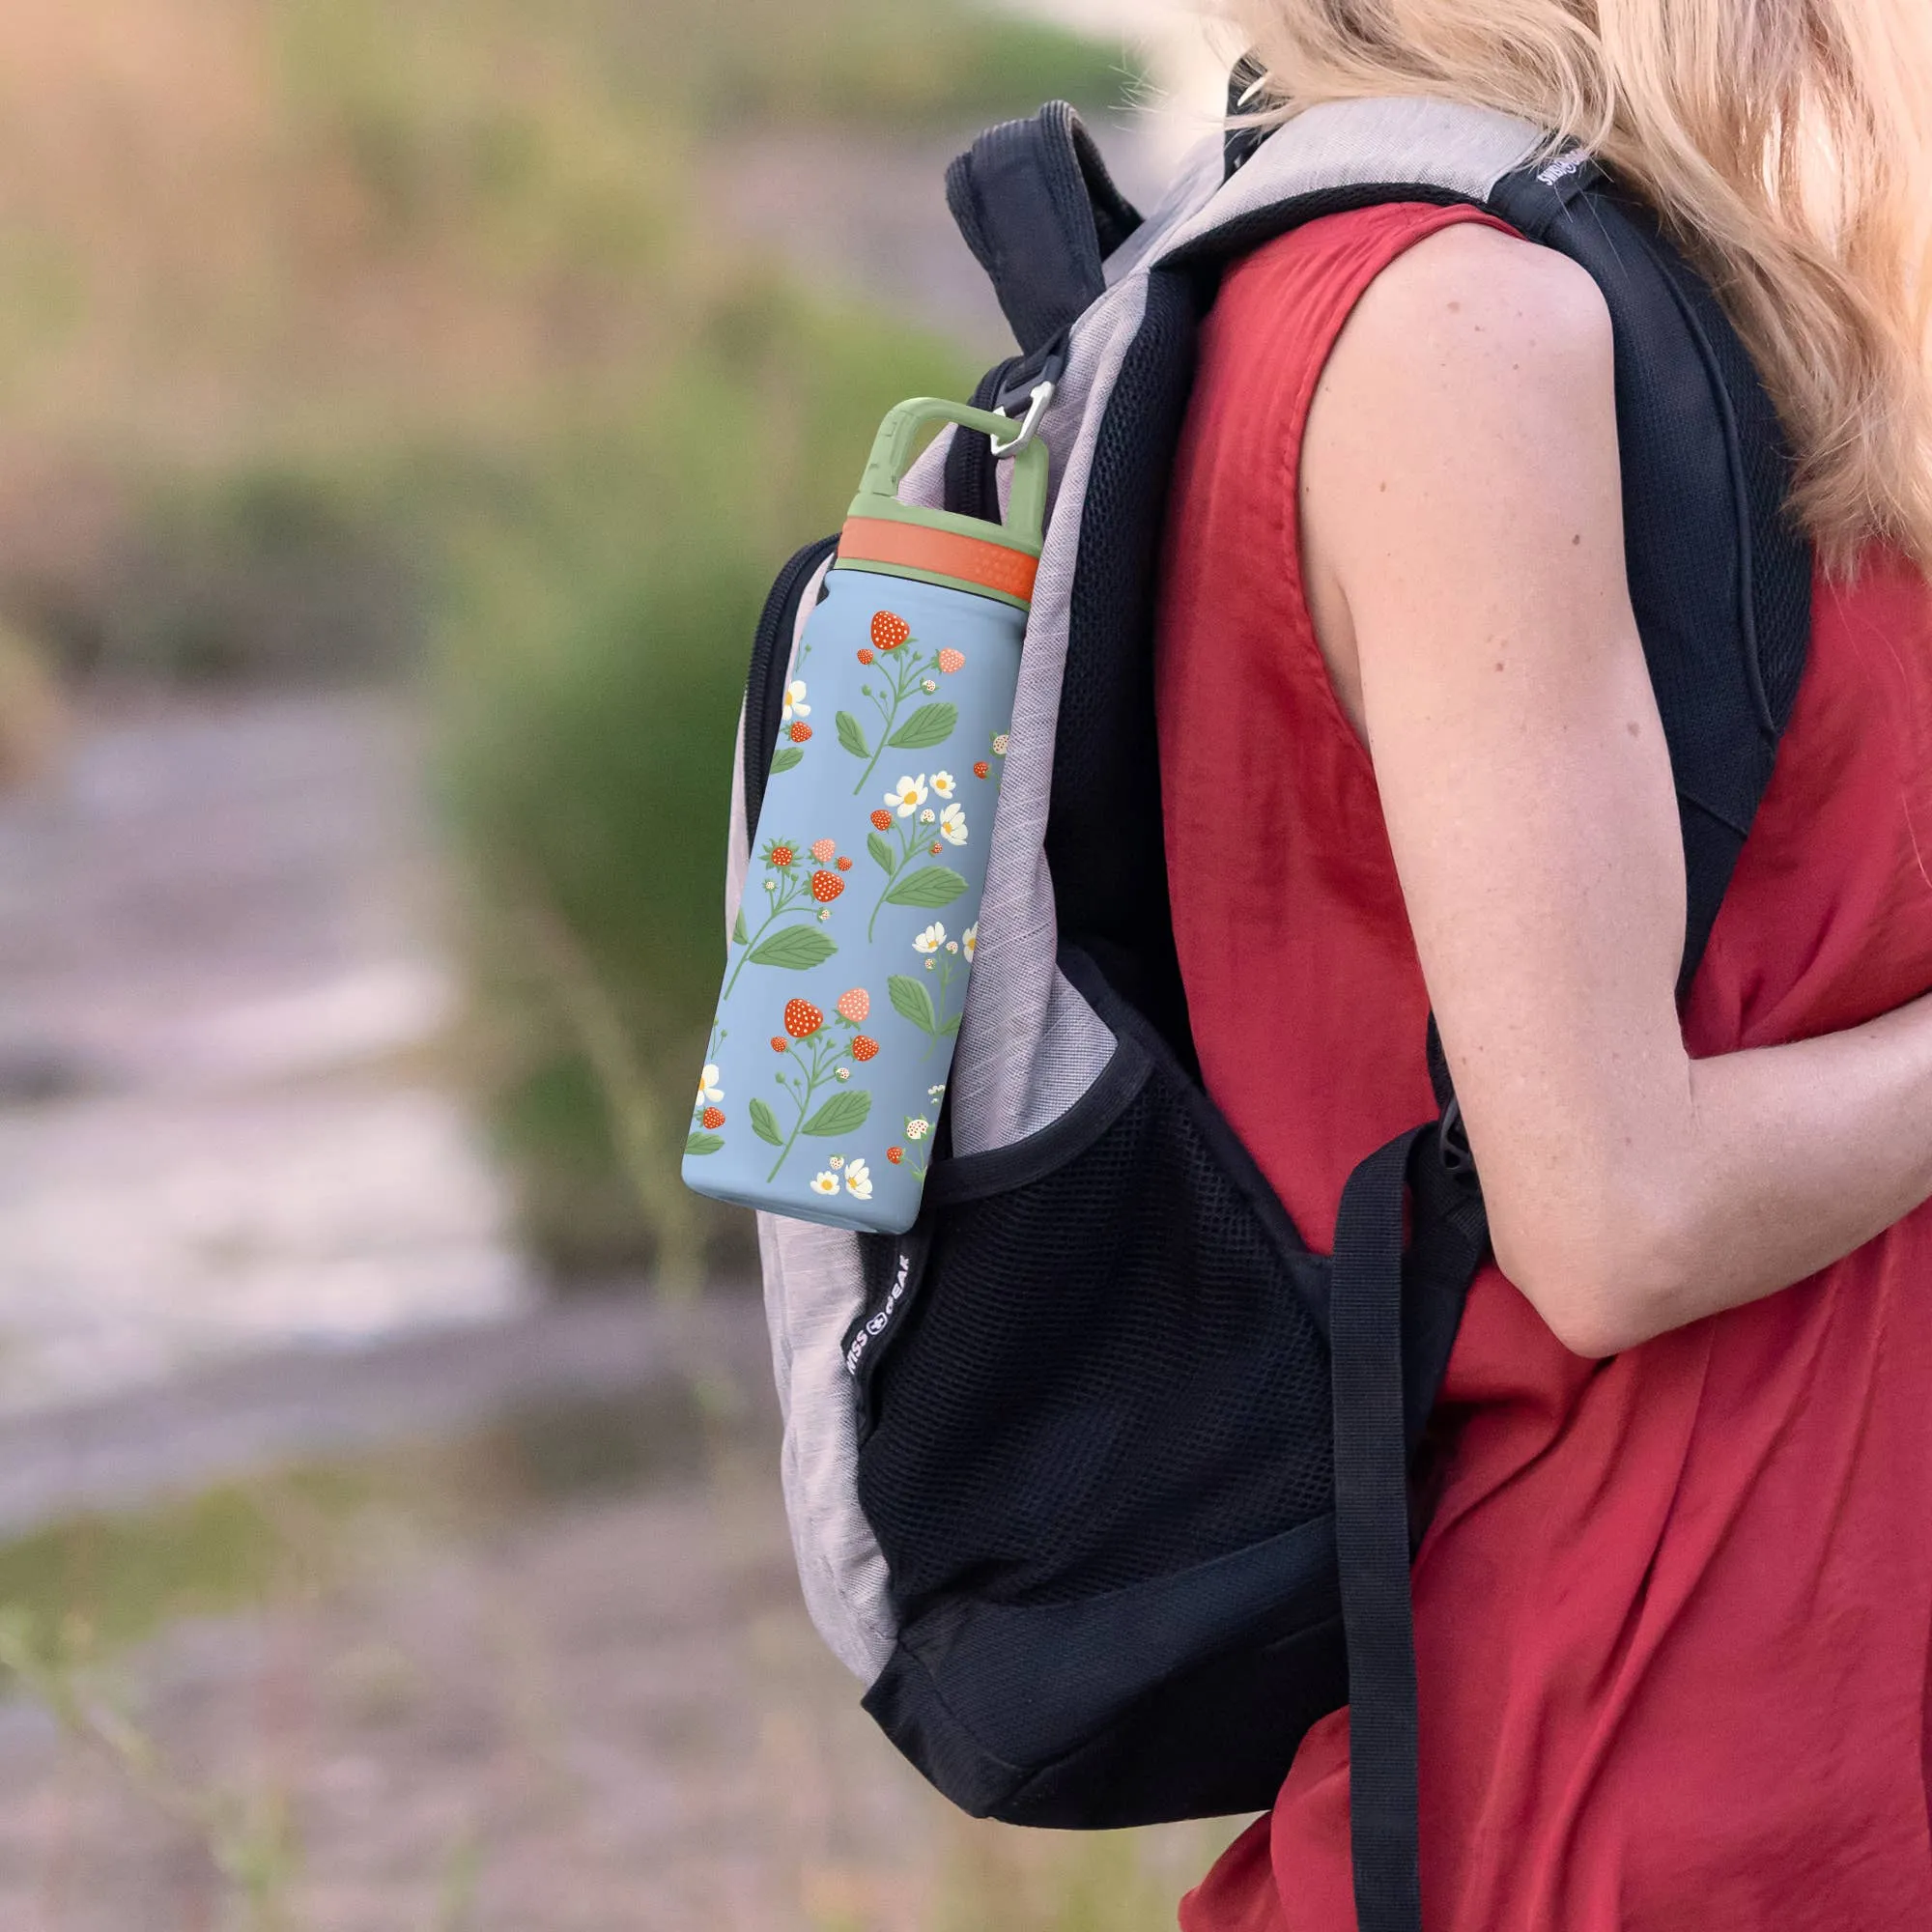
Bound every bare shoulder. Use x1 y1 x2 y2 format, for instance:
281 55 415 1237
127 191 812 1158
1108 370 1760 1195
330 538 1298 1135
1303 220 1622 546
1339 222 1613 384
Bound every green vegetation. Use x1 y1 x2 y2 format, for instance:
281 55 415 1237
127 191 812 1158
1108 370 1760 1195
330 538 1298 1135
0 0 1136 1274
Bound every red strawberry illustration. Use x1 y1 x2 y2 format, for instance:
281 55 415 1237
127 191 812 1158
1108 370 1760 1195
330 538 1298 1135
835 988 870 1024
851 1036 879 1063
701 1107 725 1130
886 1145 904 1164
810 838 837 863
871 611 911 652
783 1000 823 1039
770 1036 788 1053
789 721 811 744
837 855 853 871
974 760 991 780
930 841 943 856
810 870 844 904
869 808 893 832
767 842 794 868
938 648 966 674
857 647 875 665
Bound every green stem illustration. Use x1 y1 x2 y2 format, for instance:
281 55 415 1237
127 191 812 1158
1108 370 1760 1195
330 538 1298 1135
765 1035 842 1183
850 647 945 798
723 861 810 999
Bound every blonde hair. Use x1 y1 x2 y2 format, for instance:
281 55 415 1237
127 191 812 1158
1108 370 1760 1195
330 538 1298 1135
1221 0 1932 575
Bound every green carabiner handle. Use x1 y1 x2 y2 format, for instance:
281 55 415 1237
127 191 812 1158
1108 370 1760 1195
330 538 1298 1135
847 396 1049 553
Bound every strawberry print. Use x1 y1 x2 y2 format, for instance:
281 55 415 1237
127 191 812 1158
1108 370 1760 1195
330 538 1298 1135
887 1146 904 1164
783 999 823 1039
871 611 911 652
937 648 965 674
837 855 853 870
701 1107 725 1131
851 1036 879 1063
789 721 812 744
857 647 875 665
766 841 795 869
771 1036 789 1052
810 838 837 864
870 808 894 832
810 870 845 903
836 988 871 1024
974 761 991 780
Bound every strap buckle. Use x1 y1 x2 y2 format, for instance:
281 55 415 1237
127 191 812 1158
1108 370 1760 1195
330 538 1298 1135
1437 1095 1479 1188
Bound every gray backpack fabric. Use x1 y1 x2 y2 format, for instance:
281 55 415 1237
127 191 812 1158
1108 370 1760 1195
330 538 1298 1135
727 93 1810 1932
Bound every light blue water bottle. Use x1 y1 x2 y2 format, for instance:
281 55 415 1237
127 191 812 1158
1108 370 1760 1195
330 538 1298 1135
683 395 1049 1236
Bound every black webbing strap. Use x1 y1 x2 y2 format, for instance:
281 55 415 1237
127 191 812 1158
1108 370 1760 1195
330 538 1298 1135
945 100 1142 357
1332 1124 1489 1932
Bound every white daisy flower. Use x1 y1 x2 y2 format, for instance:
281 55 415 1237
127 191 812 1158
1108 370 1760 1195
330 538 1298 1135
810 1171 838 1196
927 1085 947 1100
961 923 978 962
914 923 946 954
886 774 928 816
939 803 968 846
782 680 810 723
930 770 956 798
696 1064 724 1106
905 1117 931 1141
844 1158 873 1201
991 732 1009 756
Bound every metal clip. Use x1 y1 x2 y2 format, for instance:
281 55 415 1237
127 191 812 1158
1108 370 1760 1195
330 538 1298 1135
989 379 1055 461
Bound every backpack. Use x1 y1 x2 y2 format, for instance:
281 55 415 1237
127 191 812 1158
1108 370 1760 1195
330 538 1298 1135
727 88 1812 1932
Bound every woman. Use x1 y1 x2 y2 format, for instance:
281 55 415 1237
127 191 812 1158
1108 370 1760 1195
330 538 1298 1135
1157 2 1932 1924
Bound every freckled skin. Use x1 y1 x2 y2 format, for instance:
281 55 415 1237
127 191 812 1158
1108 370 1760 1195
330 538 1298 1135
1296 216 1932 1352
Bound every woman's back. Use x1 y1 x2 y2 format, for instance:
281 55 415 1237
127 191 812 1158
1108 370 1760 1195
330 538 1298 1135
1158 202 1932 1928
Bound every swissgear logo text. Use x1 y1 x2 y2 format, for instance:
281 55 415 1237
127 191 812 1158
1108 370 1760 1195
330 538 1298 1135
845 1250 912 1375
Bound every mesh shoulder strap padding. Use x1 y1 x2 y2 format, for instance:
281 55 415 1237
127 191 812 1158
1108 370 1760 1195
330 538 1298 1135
946 101 1144 356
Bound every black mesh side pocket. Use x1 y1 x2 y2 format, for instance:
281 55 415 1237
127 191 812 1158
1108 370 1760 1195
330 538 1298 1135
855 955 1333 1623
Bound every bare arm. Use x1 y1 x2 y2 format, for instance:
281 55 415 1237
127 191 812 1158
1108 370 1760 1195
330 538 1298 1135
1299 223 1932 1358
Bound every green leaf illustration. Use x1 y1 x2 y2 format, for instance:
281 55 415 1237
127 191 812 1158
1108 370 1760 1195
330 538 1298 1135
837 711 870 758
750 1099 783 1147
732 905 749 945
884 866 968 910
769 744 803 775
685 1131 724 1157
888 974 937 1035
941 1013 962 1037
748 923 838 970
802 1091 872 1137
887 702 957 751
867 831 895 874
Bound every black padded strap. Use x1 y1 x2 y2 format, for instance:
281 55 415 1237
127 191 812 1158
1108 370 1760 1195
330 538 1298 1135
946 101 1142 355
944 360 1017 523
1332 1125 1489 1932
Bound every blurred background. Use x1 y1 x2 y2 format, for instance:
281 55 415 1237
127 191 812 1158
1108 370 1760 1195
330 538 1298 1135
0 2 1249 1927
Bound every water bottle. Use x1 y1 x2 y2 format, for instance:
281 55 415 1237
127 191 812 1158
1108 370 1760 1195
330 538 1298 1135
684 394 1049 1236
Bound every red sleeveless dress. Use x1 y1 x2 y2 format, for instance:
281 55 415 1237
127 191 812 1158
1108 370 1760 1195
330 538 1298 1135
1157 203 1932 1931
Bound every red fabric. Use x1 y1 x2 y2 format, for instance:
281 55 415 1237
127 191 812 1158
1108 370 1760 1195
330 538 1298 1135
1158 203 1932 1931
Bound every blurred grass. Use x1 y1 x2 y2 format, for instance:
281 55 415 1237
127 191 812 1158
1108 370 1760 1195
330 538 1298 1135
0 0 1137 1275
